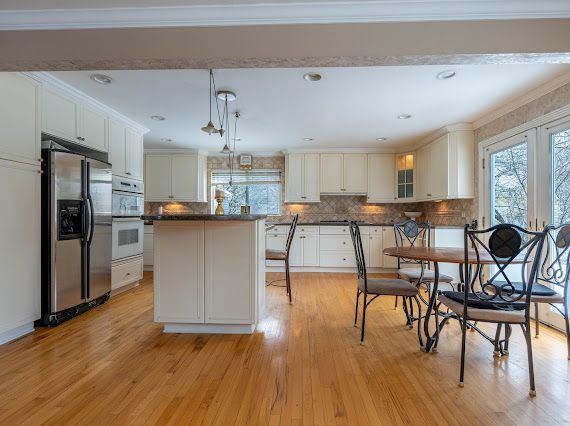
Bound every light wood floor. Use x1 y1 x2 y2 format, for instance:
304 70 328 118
1 272 569 425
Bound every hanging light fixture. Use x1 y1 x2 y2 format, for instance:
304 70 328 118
225 109 240 186
201 69 219 135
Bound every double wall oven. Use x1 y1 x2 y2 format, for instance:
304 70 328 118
112 177 144 261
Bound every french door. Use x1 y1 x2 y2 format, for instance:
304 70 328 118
482 118 570 330
537 118 570 329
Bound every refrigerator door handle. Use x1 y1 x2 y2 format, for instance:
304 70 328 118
87 193 95 246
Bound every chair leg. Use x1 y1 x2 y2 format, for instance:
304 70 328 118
459 315 468 387
504 324 511 355
285 260 292 304
402 297 411 326
360 293 368 344
564 303 570 359
521 322 536 396
414 296 423 348
408 297 414 329
394 296 398 310
493 323 503 357
534 302 540 338
354 289 360 327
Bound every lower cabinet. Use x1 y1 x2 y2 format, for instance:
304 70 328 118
290 226 320 267
0 160 41 343
111 255 143 293
143 224 154 270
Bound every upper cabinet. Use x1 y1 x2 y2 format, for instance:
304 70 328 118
110 119 144 181
395 153 415 202
42 86 108 152
320 153 367 194
0 73 40 166
145 153 207 202
367 154 395 203
285 153 320 203
416 129 474 201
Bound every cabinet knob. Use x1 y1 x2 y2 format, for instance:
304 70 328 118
301 196 306 199
427 193 432 197
342 241 346 245
126 172 132 175
342 258 346 261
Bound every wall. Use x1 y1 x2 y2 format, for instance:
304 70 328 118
145 154 474 226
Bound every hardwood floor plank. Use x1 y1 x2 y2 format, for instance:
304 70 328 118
0 272 569 425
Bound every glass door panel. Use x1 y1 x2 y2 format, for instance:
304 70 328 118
541 120 570 329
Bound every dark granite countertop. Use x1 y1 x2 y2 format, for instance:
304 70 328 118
142 214 267 221
267 221 394 227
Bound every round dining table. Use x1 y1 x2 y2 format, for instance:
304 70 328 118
383 246 530 352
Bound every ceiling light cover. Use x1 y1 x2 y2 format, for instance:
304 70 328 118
151 115 165 121
376 137 387 141
303 73 322 82
303 137 314 141
397 114 412 119
90 73 113 84
436 70 456 80
216 90 237 102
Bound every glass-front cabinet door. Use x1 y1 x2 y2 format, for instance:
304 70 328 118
396 153 414 201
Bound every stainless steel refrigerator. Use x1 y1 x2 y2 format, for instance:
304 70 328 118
40 141 112 326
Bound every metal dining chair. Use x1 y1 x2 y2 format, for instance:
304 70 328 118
438 223 548 396
265 214 299 304
520 224 570 358
349 221 422 345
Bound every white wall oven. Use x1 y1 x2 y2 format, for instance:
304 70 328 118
112 177 144 261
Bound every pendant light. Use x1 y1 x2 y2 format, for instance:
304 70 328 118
201 69 219 135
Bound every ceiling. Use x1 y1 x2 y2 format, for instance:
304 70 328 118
2 1 569 30
50 64 570 154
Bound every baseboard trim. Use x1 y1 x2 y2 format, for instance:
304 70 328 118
163 323 256 334
110 280 140 297
0 322 34 345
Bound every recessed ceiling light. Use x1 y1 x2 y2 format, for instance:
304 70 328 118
376 137 388 142
397 114 412 120
436 70 456 80
303 137 314 141
161 138 173 142
151 115 165 121
90 73 113 84
303 73 322 82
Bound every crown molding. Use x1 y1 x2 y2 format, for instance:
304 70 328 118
284 147 396 154
1 1 570 30
405 122 473 151
25 71 149 134
473 71 570 130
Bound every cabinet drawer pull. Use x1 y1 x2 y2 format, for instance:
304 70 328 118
125 172 132 175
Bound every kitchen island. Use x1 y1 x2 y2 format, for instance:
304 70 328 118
142 214 267 334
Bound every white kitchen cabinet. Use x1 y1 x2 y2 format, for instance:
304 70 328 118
80 104 107 152
343 154 368 193
42 86 109 152
111 122 144 180
143 224 154 270
416 129 474 201
43 86 78 143
0 160 41 344
289 235 303 266
0 73 40 165
270 225 319 267
382 227 398 268
301 234 320 266
395 153 415 201
109 119 127 176
367 154 396 203
285 153 320 203
111 255 143 293
320 153 367 194
144 155 171 200
154 221 205 323
266 228 287 267
367 227 384 268
145 153 207 202
320 154 343 193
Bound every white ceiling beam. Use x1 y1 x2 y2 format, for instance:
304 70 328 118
1 1 570 30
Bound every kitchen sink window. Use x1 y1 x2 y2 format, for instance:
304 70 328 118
211 169 281 215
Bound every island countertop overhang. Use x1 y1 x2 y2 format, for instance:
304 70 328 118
142 214 267 221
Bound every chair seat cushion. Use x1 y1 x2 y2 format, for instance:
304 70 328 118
358 278 419 296
265 249 287 260
439 294 526 323
398 268 454 283
442 291 526 311
494 281 558 297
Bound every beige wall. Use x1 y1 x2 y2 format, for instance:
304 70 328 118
2 19 570 71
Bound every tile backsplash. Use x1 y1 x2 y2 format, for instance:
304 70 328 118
145 154 475 227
